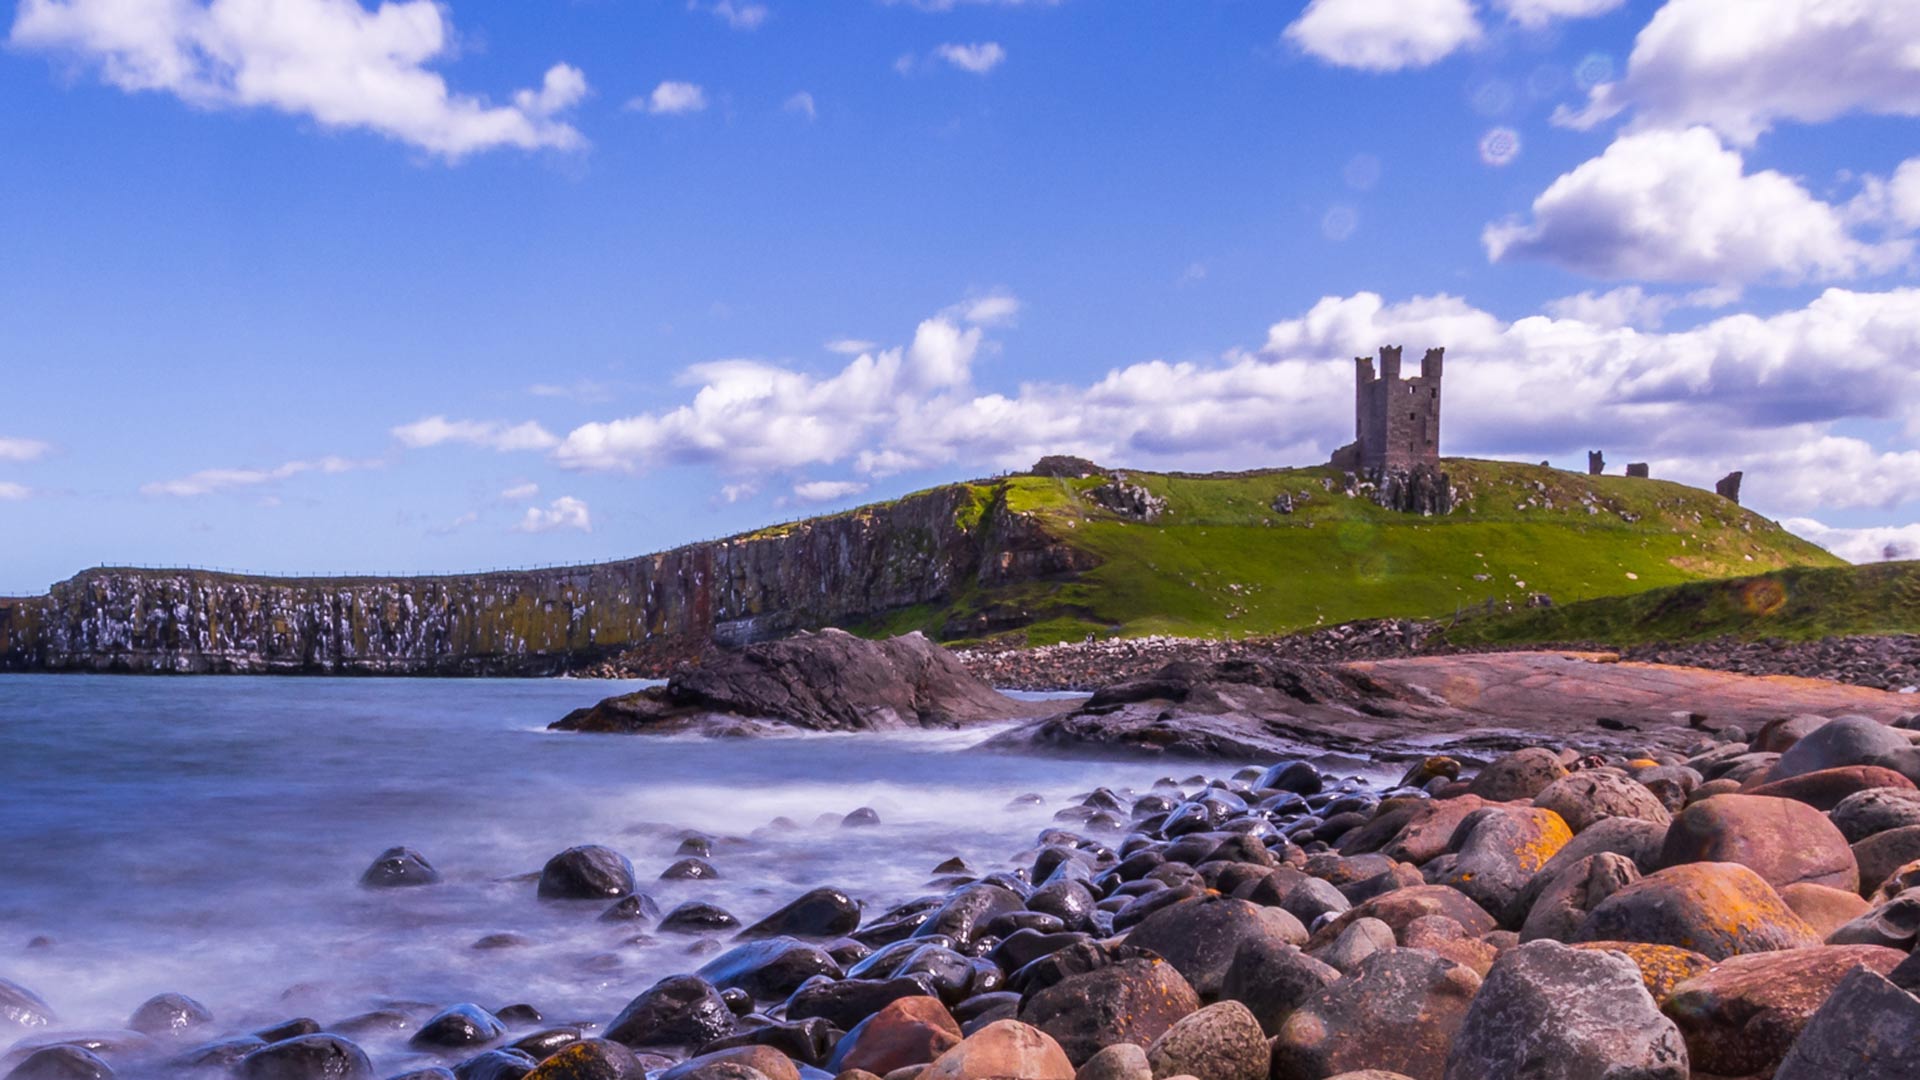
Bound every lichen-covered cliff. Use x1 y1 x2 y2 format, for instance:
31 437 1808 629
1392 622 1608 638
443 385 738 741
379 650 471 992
0 483 1085 675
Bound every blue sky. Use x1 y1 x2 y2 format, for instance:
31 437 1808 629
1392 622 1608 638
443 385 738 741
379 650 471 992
3 0 1919 593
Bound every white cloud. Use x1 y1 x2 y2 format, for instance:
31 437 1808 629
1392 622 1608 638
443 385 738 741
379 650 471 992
1848 158 1920 233
1284 0 1482 72
695 1 768 30
499 482 540 501
825 338 878 355
934 42 1006 75
528 380 612 403
0 482 31 500
1554 0 1920 144
1492 0 1626 28
783 91 816 120
1485 128 1912 284
1542 284 1740 330
10 0 587 160
392 416 559 452
141 456 371 497
1785 517 1920 564
0 437 50 462
636 81 708 116
514 495 591 534
792 480 869 503
953 292 1021 327
882 0 1060 9
720 481 760 503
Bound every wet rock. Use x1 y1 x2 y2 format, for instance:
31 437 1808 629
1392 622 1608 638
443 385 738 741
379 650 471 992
1442 940 1685 1080
127 993 212 1037
1567 942 1711 1004
0 980 55 1032
538 846 635 901
1123 896 1306 997
360 847 442 888
1018 958 1201 1066
1219 937 1339 1037
1074 1043 1150 1080
1519 853 1639 943
329 1011 414 1038
703 1018 837 1067
472 933 532 951
699 938 843 1001
1772 966 1920 1079
237 1034 374 1080
786 978 934 1032
169 1036 266 1072
919 1019 1074 1080
5 1046 113 1080
413 1005 508 1050
253 1020 323 1043
740 888 861 940
1661 944 1906 1077
720 989 753 1016
1258 762 1324 796
1027 881 1098 934
1467 749 1568 802
1533 771 1670 834
662 1047 800 1080
1239 868 1350 927
1770 715 1914 781
663 859 721 881
893 946 975 1005
451 1048 537 1080
1574 862 1820 960
915 886 1024 949
842 808 882 829
510 1029 583 1058
600 895 662 924
605 976 735 1049
829 998 961 1077
521 1039 646 1079
1658 794 1858 891
661 903 742 934
1144 1002 1266 1080
1272 949 1482 1080
1830 786 1920 842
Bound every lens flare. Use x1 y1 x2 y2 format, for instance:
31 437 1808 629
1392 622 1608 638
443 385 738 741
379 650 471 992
1740 579 1789 617
1575 52 1615 90
1343 153 1382 192
1322 204 1359 241
1478 127 1521 167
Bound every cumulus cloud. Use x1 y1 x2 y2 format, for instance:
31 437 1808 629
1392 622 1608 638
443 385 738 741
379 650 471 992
1555 0 1920 143
514 495 591 534
1542 285 1740 330
1284 0 1482 72
634 81 708 116
1491 0 1626 28
792 480 869 503
1785 518 1920 564
1484 128 1912 284
0 437 50 462
10 0 587 159
825 338 878 355
0 482 31 500
141 456 372 497
1848 158 1920 233
934 43 1006 75
392 416 559 452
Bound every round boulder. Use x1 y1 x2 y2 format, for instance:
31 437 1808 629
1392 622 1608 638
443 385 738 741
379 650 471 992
1658 794 1858 892
521 1039 644 1079
1468 749 1569 803
604 975 734 1049
1744 766 1914 811
739 888 860 940
360 847 441 888
697 938 842 1001
1829 786 1920 843
128 993 213 1037
537 846 635 901
0 979 55 1032
1852 824 1920 896
1145 1002 1266 1080
1017 958 1200 1066
1770 716 1912 781
828 997 961 1077
237 1035 374 1080
1574 862 1820 961
919 1019 1073 1080
1533 771 1670 834
1568 942 1712 1004
1272 949 1482 1080
1123 896 1306 998
1661 944 1908 1078
6 1046 114 1080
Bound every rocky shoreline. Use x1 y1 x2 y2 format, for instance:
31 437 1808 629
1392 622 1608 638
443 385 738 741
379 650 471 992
12 700 1920 1078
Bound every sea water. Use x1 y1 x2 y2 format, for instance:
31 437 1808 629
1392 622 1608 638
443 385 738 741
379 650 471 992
0 675 1211 1073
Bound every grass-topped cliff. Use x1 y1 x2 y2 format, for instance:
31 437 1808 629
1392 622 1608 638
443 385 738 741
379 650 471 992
1440 559 1920 647
858 458 1842 646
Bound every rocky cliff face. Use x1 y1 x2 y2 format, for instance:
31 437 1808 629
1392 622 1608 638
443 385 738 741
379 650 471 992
0 484 1089 676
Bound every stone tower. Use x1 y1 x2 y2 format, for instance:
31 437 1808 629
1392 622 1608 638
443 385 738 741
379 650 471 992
1352 346 1443 471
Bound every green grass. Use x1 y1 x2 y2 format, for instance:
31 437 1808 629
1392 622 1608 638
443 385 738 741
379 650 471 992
1442 560 1920 647
910 459 1843 647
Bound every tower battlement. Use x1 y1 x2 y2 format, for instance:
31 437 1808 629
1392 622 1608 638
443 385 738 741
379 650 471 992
1345 345 1442 472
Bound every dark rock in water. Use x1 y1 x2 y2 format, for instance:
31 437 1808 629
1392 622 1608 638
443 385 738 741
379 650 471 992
5 1046 113 1080
841 808 882 829
605 976 735 1049
1257 761 1323 796
892 945 975 1004
1773 967 1920 1079
697 938 842 1001
1026 881 1097 933
1124 896 1306 998
253 1019 323 1043
827 997 962 1077
412 1005 508 1049
472 934 532 951
237 1034 375 1080
676 836 715 858
0 979 55 1031
785 976 934 1032
718 988 752 1016
701 1018 837 1067
510 1028 582 1058
360 847 442 888
914 885 1024 948
538 846 635 900
661 859 720 881
451 1048 537 1080
1018 957 1201 1065
739 888 860 940
551 631 1039 735
599 895 661 924
1442 940 1685 1080
519 1039 644 1079
170 1036 266 1071
660 902 741 934
127 992 213 1037
328 1011 413 1038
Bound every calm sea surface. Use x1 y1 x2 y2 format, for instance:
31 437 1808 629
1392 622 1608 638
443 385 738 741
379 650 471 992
0 675 1208 1074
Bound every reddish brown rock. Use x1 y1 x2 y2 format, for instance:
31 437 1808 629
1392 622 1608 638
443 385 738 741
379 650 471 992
1400 916 1499 977
1574 862 1821 961
1307 886 1495 949
1569 942 1713 1004
1534 771 1671 834
831 998 962 1077
917 1020 1072 1080
1271 949 1481 1080
664 1046 801 1080
1778 882 1871 937
1743 766 1914 810
1467 749 1569 802
1661 945 1908 1078
1658 794 1859 892
1518 853 1639 944
1379 797 1492 866
1017 958 1200 1066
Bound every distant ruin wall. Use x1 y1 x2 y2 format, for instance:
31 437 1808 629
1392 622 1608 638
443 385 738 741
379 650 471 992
0 485 1082 675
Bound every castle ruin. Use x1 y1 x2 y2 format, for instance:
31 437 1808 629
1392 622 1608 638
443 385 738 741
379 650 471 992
1331 345 1443 472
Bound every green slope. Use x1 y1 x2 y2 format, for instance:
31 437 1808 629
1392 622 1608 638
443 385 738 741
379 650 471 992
860 458 1844 646
1441 560 1920 647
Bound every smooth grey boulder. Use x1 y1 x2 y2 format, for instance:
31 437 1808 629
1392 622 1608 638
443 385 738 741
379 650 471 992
1442 940 1686 1080
1772 716 1914 782
1074 1042 1150 1080
1773 967 1920 1079
1518 853 1639 944
1830 786 1920 843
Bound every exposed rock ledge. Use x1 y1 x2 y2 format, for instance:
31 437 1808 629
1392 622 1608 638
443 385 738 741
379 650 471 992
552 629 1054 735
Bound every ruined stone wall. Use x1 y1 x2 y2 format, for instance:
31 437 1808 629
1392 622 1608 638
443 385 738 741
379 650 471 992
0 484 1083 675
